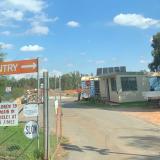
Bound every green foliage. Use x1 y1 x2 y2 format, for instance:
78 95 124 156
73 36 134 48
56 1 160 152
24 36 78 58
0 125 57 160
0 76 35 101
0 46 6 62
17 78 37 89
49 71 81 90
149 32 160 71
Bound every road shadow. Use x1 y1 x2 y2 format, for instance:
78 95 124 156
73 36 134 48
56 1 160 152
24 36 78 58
119 135 160 149
127 155 160 160
61 143 108 155
61 143 160 158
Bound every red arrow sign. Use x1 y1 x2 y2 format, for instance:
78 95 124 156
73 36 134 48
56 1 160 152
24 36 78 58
0 59 38 75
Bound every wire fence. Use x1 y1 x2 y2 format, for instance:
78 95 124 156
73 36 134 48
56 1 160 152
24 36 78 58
0 92 63 160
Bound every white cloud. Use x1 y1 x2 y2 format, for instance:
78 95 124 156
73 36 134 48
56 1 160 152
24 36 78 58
150 37 153 43
140 59 148 64
6 0 45 13
30 14 58 23
0 0 55 36
80 52 86 56
40 68 48 73
43 57 48 62
20 44 44 52
11 73 36 80
0 42 13 49
67 63 74 67
67 21 80 28
50 69 62 77
0 31 11 36
95 60 105 64
140 57 148 64
111 57 117 61
113 13 160 29
27 22 49 35
1 10 23 21
88 59 93 63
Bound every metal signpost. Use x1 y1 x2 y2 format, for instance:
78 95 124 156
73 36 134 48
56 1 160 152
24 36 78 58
43 72 49 160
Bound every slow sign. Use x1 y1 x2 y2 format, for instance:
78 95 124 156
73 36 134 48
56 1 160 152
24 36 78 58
0 103 18 126
24 121 38 139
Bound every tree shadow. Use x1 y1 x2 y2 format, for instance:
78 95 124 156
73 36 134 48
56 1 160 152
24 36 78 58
61 143 109 155
61 143 160 158
62 144 84 152
119 135 160 149
127 155 160 160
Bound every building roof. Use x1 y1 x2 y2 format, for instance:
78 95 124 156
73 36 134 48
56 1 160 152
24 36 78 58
98 72 146 78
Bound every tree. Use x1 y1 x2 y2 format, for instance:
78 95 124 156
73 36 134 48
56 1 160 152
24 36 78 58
0 46 6 102
0 45 6 62
149 32 160 71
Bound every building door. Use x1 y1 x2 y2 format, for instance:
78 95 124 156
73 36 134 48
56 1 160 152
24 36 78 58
106 79 110 101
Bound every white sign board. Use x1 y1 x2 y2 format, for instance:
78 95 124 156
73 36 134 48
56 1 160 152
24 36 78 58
24 121 38 139
23 104 38 117
5 87 12 93
0 103 18 126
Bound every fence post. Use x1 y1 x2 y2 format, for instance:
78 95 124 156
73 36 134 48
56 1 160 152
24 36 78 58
43 71 49 160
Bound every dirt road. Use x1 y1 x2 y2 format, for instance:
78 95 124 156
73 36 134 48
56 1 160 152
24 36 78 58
61 100 160 160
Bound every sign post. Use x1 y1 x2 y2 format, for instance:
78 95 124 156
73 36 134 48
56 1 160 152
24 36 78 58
43 71 49 160
36 57 40 151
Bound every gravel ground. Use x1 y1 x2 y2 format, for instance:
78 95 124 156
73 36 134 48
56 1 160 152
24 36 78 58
61 100 160 160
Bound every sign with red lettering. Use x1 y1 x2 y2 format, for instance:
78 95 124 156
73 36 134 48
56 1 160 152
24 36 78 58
0 59 38 75
0 103 18 126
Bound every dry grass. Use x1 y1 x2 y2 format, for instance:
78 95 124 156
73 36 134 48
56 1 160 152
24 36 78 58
123 108 160 125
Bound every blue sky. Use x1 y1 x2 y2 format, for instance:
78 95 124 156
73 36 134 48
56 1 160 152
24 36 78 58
0 0 160 76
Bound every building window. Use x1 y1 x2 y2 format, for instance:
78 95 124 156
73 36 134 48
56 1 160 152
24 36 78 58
111 78 117 91
121 77 137 91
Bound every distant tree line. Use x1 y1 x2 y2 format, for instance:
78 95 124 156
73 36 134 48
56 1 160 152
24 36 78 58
0 71 81 101
49 71 81 90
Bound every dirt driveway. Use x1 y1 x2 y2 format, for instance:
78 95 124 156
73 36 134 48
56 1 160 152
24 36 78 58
61 100 160 160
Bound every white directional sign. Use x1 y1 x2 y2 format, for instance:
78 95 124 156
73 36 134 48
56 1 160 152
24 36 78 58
0 59 38 75
24 121 38 139
23 104 38 117
0 103 18 126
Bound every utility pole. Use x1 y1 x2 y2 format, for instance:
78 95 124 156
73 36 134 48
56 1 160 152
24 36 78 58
43 71 49 160
55 75 57 90
37 58 40 152
59 76 61 101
